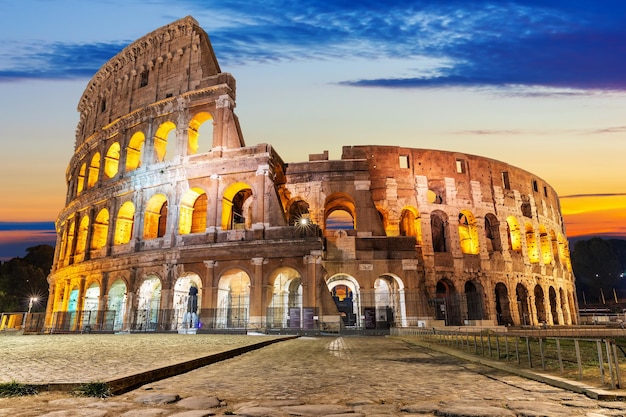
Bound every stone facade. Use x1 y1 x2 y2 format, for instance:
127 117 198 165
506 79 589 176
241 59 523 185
45 16 576 333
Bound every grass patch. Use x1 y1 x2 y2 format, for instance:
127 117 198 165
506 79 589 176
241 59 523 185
0 381 38 397
73 381 111 398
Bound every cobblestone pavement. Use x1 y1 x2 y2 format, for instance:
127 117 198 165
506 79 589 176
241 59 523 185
2 334 626 416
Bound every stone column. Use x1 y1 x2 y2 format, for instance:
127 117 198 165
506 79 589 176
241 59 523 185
249 257 265 329
75 276 87 331
202 260 217 327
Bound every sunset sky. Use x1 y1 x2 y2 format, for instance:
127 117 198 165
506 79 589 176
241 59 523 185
1 0 625 260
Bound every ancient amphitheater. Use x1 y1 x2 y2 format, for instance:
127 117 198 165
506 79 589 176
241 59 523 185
44 16 576 333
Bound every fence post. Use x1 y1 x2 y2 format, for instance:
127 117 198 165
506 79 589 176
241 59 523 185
515 337 520 364
496 335 500 360
539 337 546 370
597 340 606 386
526 337 532 368
487 333 492 358
556 338 564 373
574 339 582 379
605 340 616 389
612 341 622 388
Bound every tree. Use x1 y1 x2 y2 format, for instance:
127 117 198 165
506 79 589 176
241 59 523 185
0 245 53 313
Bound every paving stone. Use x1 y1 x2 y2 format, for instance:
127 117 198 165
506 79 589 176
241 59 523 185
505 400 579 416
133 392 180 404
281 404 354 415
235 406 286 416
433 404 515 417
176 396 221 409
167 411 216 417
37 410 108 417
119 409 169 417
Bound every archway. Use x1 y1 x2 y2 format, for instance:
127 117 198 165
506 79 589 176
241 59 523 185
135 276 162 331
549 286 559 325
484 213 502 252
534 284 546 324
268 268 303 329
494 283 512 325
154 121 176 162
399 206 421 244
327 274 361 327
188 111 213 154
464 281 484 321
144 194 168 239
179 188 208 234
222 182 253 230
216 269 251 328
459 210 480 254
434 279 460 325
125 131 145 172
107 279 127 331
431 211 448 253
173 274 203 330
83 282 100 329
506 216 522 252
91 208 109 251
104 142 120 179
516 284 530 325
374 274 407 328
324 193 356 234
114 201 135 245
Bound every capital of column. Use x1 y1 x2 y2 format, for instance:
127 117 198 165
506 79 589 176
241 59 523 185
251 257 265 266
204 260 217 269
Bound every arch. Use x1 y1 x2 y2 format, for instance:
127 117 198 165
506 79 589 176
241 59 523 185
64 220 76 262
87 152 100 188
434 278 460 325
216 269 251 328
427 189 443 204
90 208 109 250
506 216 522 252
287 198 311 226
114 201 135 245
539 225 552 264
75 215 90 257
179 187 208 234
222 182 253 230
327 274 361 327
516 284 530 325
324 193 356 232
143 194 168 239
534 284 546 324
525 223 539 263
135 275 162 331
399 206 422 244
67 285 80 330
188 111 213 154
549 286 559 325
76 163 86 195
173 274 202 330
104 142 121 179
458 210 480 254
375 274 407 328
484 213 502 252
83 282 100 329
107 279 127 331
126 131 145 171
494 283 512 325
464 281 484 321
268 267 303 329
154 121 176 162
550 229 559 264
431 210 448 253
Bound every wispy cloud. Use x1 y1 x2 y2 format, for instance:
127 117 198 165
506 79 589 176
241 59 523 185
560 193 626 199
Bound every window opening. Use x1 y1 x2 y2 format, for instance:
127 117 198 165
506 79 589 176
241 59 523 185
502 171 510 190
139 70 149 88
399 155 409 169
455 159 466 174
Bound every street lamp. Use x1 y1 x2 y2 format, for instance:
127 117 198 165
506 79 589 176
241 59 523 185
22 297 37 329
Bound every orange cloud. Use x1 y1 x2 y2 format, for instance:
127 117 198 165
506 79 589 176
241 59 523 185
560 195 626 238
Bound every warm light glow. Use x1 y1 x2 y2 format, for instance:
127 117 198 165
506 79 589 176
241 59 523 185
188 112 213 154
114 201 135 244
506 216 521 252
525 223 539 263
144 194 168 239
399 206 422 244
90 208 109 250
221 182 252 230
179 188 207 234
104 142 120 178
539 225 552 265
458 210 479 254
126 131 145 171
154 121 176 162
87 152 100 188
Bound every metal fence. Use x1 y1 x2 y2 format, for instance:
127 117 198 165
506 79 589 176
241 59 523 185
392 327 625 389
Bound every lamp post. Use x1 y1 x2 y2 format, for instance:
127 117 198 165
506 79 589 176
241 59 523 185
22 297 37 329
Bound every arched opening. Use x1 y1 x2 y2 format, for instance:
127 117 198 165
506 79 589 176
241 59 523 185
484 213 502 252
173 274 202 330
459 210 480 254
516 284 530 325
143 194 168 239
559 288 570 325
324 193 356 234
90 208 109 251
64 220 76 263
135 275 162 331
67 285 80 330
179 188 208 234
87 152 100 188
104 142 120 179
399 206 422 244
114 201 135 245
494 283 512 325
188 111 213 154
427 189 443 204
526 223 539 263
75 215 90 259
464 281 484 321
222 182 253 230
431 211 448 253
434 279 460 325
267 268 303 329
216 269 251 328
154 121 177 162
327 274 361 327
539 225 552 264
534 284 546 324
287 198 310 226
549 286 559 325
107 279 127 331
125 131 145 172
76 163 86 195
83 283 100 329
506 216 522 252
374 274 407 328
550 230 559 264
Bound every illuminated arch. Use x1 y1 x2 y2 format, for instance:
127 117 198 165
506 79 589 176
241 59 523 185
83 283 100 328
179 188 208 235
458 210 480 254
76 163 86 195
126 131 145 171
324 193 356 233
188 111 213 154
114 201 135 245
525 223 539 263
64 220 76 262
550 229 559 263
506 216 521 252
222 182 253 230
104 142 120 179
268 267 303 329
87 152 100 188
75 215 90 257
107 279 127 331
327 274 361 327
539 225 552 264
136 275 162 331
286 198 311 226
90 208 109 250
143 194 168 239
399 206 422 244
154 121 176 162
216 269 251 328
173 274 203 330
375 274 407 327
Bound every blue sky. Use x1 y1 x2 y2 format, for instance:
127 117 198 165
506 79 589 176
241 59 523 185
1 0 625 259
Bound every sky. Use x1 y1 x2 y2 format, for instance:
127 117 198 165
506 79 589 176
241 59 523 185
1 0 625 260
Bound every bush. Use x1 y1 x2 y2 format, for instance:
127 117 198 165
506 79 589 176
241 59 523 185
0 381 38 397
73 381 111 398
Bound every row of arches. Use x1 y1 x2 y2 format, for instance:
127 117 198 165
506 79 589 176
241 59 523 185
72 114 214 199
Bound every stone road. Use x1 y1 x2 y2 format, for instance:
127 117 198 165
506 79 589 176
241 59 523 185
2 333 626 416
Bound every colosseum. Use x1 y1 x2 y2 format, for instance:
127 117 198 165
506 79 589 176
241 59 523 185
44 16 577 334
